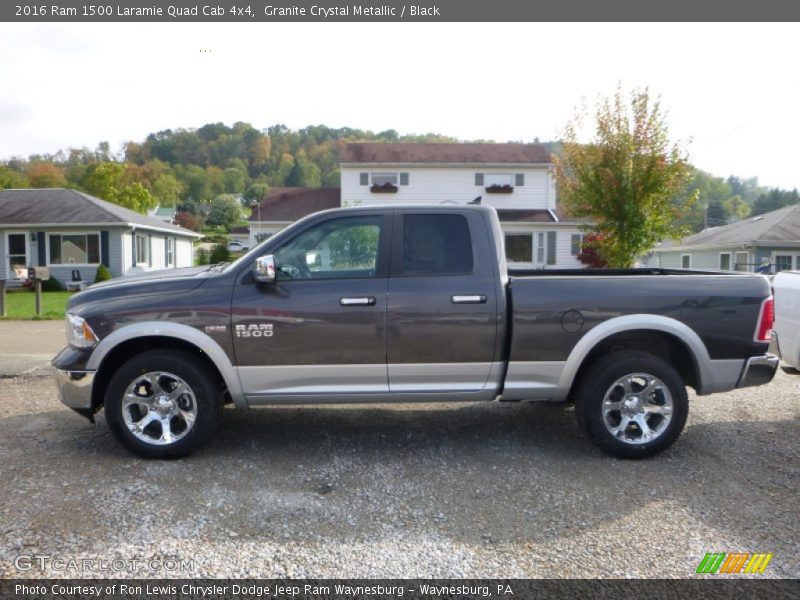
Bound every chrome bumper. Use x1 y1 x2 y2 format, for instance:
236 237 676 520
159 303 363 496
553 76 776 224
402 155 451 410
54 369 95 410
736 354 779 389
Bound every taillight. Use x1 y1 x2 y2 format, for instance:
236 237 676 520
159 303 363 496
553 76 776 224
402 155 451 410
754 296 774 342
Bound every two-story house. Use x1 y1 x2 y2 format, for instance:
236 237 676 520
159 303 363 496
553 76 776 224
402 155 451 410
340 143 586 269
249 143 588 268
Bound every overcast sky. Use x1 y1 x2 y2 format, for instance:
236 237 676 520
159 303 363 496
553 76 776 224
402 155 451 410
1 22 798 189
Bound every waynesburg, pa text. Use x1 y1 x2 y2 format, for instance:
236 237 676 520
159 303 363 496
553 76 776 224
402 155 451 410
13 3 442 18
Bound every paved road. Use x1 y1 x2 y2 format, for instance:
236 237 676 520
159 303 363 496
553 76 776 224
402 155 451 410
0 321 64 377
0 369 797 578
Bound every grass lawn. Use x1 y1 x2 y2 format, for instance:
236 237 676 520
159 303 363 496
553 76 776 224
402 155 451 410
1 291 72 320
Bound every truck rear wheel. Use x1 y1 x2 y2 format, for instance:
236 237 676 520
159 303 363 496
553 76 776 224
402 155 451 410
104 350 223 459
575 350 688 459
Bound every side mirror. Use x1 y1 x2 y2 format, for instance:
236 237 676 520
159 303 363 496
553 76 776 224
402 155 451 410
253 255 276 283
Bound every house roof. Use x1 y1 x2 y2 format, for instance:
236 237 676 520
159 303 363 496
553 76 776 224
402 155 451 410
497 206 591 224
341 143 552 165
0 189 201 236
248 187 341 222
658 203 800 251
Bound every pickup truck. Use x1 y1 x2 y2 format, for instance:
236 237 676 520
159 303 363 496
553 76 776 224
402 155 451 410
773 271 800 371
53 205 779 459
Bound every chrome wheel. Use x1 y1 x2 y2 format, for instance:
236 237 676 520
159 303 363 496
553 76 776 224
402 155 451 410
121 371 197 446
601 373 674 445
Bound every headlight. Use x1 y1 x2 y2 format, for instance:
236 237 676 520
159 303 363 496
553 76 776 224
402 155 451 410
66 313 99 349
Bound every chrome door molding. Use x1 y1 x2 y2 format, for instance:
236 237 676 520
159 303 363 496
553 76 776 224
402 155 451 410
238 364 388 396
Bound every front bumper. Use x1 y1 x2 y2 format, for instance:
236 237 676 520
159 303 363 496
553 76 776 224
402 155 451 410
736 354 779 389
54 369 95 410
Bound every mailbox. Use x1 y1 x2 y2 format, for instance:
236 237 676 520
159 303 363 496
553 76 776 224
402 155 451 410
27 266 50 281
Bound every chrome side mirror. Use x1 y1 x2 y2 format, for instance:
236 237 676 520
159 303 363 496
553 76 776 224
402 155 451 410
253 254 276 283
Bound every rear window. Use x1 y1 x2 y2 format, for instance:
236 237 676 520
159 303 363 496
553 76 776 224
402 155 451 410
400 214 473 276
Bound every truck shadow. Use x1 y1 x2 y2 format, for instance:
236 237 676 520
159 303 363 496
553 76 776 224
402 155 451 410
3 401 795 553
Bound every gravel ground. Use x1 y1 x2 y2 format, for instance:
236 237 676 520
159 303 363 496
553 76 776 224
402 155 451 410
0 368 797 579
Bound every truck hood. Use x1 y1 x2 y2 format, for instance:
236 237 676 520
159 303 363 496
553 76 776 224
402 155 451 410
67 266 213 310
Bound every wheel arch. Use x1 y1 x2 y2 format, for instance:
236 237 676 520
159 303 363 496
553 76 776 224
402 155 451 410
561 315 710 399
88 322 246 411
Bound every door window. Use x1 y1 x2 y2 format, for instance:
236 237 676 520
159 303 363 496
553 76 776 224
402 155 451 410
273 216 383 280
400 214 473 276
775 255 793 272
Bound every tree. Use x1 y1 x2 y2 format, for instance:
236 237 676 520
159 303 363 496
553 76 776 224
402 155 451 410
80 162 157 213
175 211 203 231
0 165 26 189
27 162 67 188
555 87 695 267
705 201 728 227
576 233 608 268
151 172 184 206
206 194 242 229
752 188 799 216
244 182 270 203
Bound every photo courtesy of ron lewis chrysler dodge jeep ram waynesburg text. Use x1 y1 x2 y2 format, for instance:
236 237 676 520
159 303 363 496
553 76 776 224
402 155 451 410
52 205 778 459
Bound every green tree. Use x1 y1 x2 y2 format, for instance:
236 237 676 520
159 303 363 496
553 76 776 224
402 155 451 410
554 87 695 267
752 188 800 216
206 194 242 229
0 165 26 189
223 167 247 194
244 182 270 203
151 172 184 206
81 162 157 212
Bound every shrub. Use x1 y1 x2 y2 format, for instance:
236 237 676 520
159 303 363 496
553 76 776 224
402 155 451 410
41 275 63 291
209 243 230 264
196 248 209 265
94 264 111 283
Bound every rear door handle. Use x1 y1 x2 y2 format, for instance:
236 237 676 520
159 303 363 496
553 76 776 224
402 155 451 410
340 297 376 306
452 295 487 304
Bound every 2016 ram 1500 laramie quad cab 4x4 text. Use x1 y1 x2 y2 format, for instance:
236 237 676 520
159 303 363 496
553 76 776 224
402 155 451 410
52 205 778 459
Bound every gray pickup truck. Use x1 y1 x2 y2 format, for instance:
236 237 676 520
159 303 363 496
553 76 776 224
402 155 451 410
53 205 778 459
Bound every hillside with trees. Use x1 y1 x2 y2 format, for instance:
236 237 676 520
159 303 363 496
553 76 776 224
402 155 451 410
0 121 796 234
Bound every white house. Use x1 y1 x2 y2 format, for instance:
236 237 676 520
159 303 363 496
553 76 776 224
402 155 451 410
339 143 587 268
249 143 588 269
0 188 202 288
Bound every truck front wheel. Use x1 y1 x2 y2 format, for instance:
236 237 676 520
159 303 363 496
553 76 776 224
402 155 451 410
104 350 223 458
575 350 688 459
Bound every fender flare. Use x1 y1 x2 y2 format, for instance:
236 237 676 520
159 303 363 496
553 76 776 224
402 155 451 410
558 314 712 395
86 321 247 408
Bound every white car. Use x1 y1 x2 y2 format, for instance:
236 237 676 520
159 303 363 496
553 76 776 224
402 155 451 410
773 271 800 370
227 241 248 253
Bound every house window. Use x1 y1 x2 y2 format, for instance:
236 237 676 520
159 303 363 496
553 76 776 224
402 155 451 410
515 173 525 187
536 232 546 265
7 233 28 279
399 172 409 186
775 255 793 272
359 173 369 186
681 254 691 269
166 238 175 267
371 173 398 187
135 234 148 265
719 253 732 271
475 173 484 186
485 173 513 187
734 251 749 272
48 233 100 265
570 234 583 257
505 234 533 263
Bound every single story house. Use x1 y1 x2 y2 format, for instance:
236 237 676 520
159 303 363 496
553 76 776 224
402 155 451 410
646 203 800 273
0 188 202 287
248 187 340 248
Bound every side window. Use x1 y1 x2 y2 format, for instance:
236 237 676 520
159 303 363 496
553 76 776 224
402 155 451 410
400 214 473 276
273 216 383 280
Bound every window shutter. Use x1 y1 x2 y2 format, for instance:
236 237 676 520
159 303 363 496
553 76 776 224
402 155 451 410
165 237 169 267
359 173 369 186
515 173 525 187
400 172 409 186
475 173 484 186
131 233 136 267
148 235 152 267
37 233 45 267
546 231 557 266
100 231 110 267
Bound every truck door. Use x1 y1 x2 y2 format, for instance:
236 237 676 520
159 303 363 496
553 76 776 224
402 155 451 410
386 211 499 393
232 211 391 399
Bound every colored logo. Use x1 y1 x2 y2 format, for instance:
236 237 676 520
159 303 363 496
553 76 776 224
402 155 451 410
696 552 773 574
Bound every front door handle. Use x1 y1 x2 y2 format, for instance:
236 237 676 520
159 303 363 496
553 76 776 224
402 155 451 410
452 295 487 304
340 297 376 306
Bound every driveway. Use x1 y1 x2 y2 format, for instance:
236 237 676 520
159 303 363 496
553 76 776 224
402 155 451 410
0 368 797 578
0 320 64 377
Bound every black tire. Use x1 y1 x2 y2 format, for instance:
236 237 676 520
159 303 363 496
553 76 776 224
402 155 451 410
104 349 223 459
575 350 688 459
